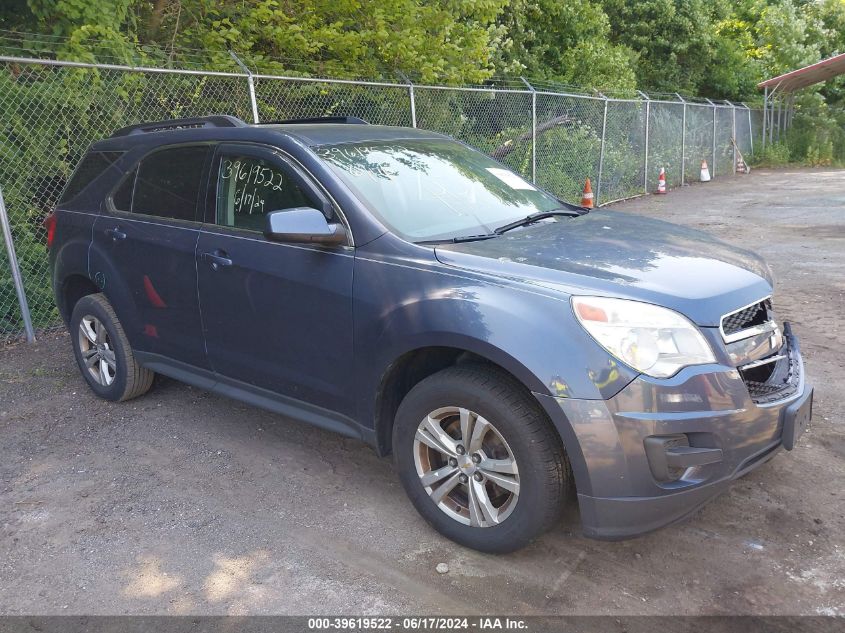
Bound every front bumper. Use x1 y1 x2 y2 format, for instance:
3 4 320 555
535 326 812 540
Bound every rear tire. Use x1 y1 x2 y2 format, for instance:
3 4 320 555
393 364 569 553
70 293 154 402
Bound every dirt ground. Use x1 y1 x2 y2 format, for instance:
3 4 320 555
1 168 843 616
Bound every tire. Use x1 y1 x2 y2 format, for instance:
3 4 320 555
70 293 154 402
393 364 569 553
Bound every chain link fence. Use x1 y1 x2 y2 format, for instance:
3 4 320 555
646 101 684 189
534 92 606 203
414 85 534 179
254 75 413 127
715 106 736 177
683 103 714 182
0 55 766 341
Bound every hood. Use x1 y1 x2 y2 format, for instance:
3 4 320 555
434 210 773 327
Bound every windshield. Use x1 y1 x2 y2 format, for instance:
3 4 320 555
314 139 562 242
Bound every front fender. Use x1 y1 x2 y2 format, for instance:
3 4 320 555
352 246 638 430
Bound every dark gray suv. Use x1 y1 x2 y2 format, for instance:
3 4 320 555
47 115 813 553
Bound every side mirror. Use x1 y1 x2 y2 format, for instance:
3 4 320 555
263 207 348 245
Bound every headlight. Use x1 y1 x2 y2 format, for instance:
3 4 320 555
571 296 715 378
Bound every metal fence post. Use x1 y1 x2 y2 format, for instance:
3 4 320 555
521 77 536 183
785 95 792 130
638 91 650 194
762 87 768 151
596 97 609 206
769 84 780 146
790 95 796 129
0 185 36 343
769 95 774 144
791 95 796 129
773 96 778 144
728 101 737 174
743 103 754 156
676 93 687 185
767 97 772 145
705 98 716 179
409 83 417 128
229 51 260 123
398 72 417 128
768 97 773 145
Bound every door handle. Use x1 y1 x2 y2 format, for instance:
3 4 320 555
104 227 127 241
202 250 233 270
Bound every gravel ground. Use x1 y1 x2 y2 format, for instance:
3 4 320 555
1 167 843 616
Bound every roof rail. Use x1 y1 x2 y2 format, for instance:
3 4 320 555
110 115 246 137
264 116 370 125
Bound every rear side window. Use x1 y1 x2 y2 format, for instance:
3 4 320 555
129 145 209 222
60 151 123 203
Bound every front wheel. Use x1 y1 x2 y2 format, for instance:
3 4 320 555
393 365 569 553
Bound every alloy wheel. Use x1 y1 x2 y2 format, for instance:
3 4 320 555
413 406 520 527
78 315 117 386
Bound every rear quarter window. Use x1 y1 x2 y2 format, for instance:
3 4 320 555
111 168 136 213
60 151 123 203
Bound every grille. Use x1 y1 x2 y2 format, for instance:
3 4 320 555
722 298 772 337
744 380 788 400
738 328 800 405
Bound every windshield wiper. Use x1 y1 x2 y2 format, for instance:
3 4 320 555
416 233 499 245
493 208 583 235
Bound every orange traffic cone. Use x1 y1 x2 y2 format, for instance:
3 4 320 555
656 167 667 194
700 160 711 182
581 178 594 208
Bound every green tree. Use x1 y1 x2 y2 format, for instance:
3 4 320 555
180 0 512 82
3 0 845 101
495 0 636 92
599 0 724 94
807 0 845 107
4 0 512 84
750 0 820 74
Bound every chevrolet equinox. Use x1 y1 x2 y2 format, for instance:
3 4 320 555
47 115 813 553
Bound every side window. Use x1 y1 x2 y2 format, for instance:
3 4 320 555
132 145 209 221
60 151 123 203
216 155 317 232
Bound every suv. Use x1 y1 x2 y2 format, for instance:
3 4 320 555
48 115 812 553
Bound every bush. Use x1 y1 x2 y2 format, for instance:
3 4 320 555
751 141 791 167
785 106 845 166
751 97 845 168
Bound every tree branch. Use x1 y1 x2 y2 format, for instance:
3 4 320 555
491 113 574 159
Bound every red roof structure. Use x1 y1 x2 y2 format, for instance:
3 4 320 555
758 52 845 93
758 52 845 147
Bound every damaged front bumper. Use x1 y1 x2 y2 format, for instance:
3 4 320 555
535 324 812 540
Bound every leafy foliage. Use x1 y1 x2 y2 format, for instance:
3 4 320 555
493 0 636 92
2 0 844 102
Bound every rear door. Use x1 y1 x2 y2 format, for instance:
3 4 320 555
90 144 212 370
195 143 355 416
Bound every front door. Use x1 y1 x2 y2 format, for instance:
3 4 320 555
196 144 355 417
